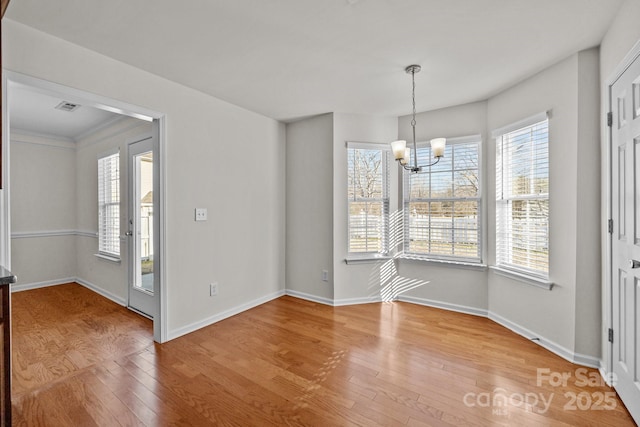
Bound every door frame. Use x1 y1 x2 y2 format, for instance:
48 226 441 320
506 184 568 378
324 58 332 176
604 38 640 383
2 71 168 343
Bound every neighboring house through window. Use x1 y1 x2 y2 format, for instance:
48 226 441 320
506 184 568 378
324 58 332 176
347 142 390 256
98 150 121 259
403 136 482 263
495 114 549 279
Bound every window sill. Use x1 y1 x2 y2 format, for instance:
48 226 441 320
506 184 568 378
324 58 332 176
94 253 121 263
490 266 553 290
345 255 392 265
397 254 487 271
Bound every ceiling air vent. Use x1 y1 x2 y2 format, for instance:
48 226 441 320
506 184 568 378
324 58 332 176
55 101 81 112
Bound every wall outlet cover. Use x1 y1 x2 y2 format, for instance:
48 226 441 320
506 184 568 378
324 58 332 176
195 208 208 221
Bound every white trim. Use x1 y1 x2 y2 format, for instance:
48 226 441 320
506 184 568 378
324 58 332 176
284 289 334 306
397 255 487 271
397 294 489 317
12 229 76 239
412 134 482 148
94 253 121 263
10 130 76 150
75 277 127 306
606 38 640 87
11 229 98 239
599 361 616 387
6 72 159 122
8 274 602 369
490 266 554 290
11 277 75 293
2 74 11 269
345 255 391 265
11 277 127 307
167 289 286 341
157 116 168 343
346 141 391 150
282 292 600 368
333 295 383 306
488 311 599 368
76 230 98 238
491 111 550 138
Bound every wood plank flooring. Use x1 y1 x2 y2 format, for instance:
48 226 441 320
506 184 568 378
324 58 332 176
10 283 636 426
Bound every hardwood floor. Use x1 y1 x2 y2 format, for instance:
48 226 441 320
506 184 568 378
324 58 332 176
10 283 636 426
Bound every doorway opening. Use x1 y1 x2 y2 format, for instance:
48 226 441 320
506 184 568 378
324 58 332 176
3 71 167 343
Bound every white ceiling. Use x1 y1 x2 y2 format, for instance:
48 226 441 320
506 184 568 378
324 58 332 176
6 0 624 122
9 85 122 140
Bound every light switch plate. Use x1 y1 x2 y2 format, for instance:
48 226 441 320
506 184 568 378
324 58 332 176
195 208 208 221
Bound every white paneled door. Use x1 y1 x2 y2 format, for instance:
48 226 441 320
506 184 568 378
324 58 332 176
611 51 640 424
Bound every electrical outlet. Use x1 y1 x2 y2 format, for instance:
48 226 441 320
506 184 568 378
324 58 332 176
210 282 218 296
195 208 208 221
321 270 329 282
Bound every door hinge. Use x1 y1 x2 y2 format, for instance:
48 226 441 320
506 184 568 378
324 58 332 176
608 328 614 343
607 112 613 127
608 219 613 234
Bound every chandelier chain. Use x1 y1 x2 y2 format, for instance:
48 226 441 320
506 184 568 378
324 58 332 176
411 69 416 128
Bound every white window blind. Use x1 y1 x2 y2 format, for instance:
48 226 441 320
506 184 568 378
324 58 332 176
403 137 482 262
347 144 389 254
98 152 121 258
496 118 549 277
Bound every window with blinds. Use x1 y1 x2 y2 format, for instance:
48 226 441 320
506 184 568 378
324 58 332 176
347 143 389 254
496 117 549 277
98 152 121 258
403 137 481 262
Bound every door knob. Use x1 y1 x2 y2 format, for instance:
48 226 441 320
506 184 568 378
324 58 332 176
125 231 133 236
629 259 640 269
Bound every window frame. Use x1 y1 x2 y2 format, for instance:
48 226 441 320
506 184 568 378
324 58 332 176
493 112 550 282
401 135 483 264
346 141 391 259
97 149 121 260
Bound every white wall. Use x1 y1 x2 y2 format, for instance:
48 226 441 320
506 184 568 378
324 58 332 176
10 132 77 285
75 117 151 303
487 50 601 360
574 49 602 357
285 113 334 301
284 52 601 363
396 102 489 312
599 0 640 373
332 113 398 303
5 20 286 338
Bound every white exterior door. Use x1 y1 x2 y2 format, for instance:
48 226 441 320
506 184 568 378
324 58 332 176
127 135 157 319
611 51 640 424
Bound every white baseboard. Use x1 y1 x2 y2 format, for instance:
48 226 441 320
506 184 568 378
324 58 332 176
284 289 334 306
397 294 489 317
11 276 604 369
75 277 127 306
167 289 286 341
333 295 383 306
598 361 615 387
11 277 76 292
282 290 601 368
488 311 600 369
11 276 127 307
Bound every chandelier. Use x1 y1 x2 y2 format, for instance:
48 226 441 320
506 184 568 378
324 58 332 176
391 65 446 172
